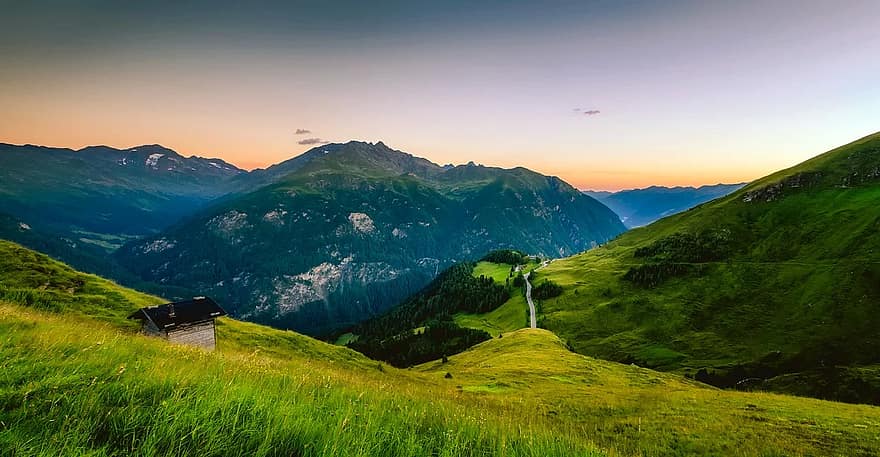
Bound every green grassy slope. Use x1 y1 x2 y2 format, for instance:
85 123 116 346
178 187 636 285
453 294 528 337
0 239 597 456
420 329 880 456
473 260 515 283
535 132 880 402
3 240 880 455
0 240 377 368
454 260 530 337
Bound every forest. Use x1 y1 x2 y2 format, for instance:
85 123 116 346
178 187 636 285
624 230 732 287
347 261 511 366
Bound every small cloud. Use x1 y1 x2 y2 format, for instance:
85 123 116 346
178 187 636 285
573 108 581 112
583 110 601 116
295 129 312 135
298 138 329 145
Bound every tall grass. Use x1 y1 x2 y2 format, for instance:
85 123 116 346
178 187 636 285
3 240 880 456
0 306 602 457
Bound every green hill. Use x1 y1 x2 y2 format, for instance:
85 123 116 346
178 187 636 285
3 240 880 455
533 132 880 403
419 328 880 456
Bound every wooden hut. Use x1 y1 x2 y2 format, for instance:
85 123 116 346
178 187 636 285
128 296 227 350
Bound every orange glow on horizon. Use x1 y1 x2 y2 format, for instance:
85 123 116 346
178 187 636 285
0 129 767 192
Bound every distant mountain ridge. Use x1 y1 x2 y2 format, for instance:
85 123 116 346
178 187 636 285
585 183 746 227
0 142 246 244
114 141 626 334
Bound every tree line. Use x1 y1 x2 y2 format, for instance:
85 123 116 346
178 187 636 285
625 230 732 287
347 261 511 367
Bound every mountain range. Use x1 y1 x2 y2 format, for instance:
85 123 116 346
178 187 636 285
585 183 745 227
0 143 245 245
0 140 625 335
3 132 880 455
114 141 625 334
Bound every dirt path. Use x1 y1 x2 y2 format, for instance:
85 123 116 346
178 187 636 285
522 260 550 329
523 271 537 329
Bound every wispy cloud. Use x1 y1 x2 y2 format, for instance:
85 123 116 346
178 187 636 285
295 128 312 135
573 108 600 116
297 138 329 145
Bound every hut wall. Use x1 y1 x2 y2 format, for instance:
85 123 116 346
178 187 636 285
166 321 216 350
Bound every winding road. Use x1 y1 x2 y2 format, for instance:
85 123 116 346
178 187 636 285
522 259 550 329
523 271 537 328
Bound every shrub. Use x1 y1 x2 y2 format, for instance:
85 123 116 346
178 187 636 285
532 279 563 300
481 250 526 265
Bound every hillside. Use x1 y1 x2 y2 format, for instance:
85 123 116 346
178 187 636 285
0 240 594 455
3 240 880 456
534 132 880 403
586 183 745 227
345 250 533 366
116 141 625 334
0 211 122 279
0 143 244 243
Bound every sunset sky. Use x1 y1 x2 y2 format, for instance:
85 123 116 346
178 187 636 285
1 1 878 190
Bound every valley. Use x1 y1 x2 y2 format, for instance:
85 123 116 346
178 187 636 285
2 132 880 455
3 2 878 455
0 141 626 336
2 240 879 456
585 184 746 228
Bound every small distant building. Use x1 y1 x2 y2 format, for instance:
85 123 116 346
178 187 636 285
128 297 227 350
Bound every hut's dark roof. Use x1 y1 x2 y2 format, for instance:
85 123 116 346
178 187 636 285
128 297 227 329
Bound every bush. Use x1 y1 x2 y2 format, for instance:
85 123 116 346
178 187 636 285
634 230 732 263
531 279 563 300
623 263 699 288
481 250 526 265
512 273 525 287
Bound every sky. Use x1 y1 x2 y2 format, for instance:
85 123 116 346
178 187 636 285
1 1 878 190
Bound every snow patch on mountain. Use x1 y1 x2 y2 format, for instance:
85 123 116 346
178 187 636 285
263 209 288 225
207 210 251 243
145 153 164 169
348 212 375 233
141 238 176 254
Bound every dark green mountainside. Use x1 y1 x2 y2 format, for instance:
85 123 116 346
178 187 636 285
536 132 880 403
115 141 625 334
0 143 245 244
